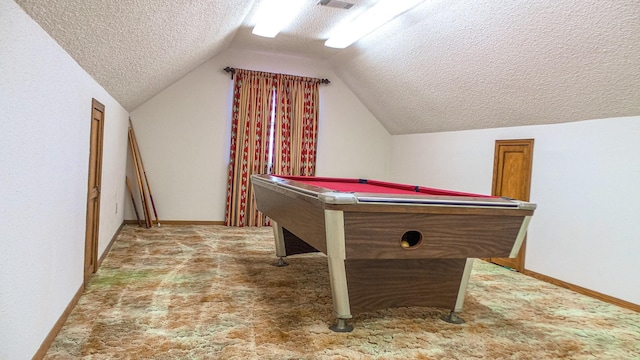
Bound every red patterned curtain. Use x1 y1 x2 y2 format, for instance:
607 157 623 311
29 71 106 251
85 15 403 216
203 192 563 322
225 69 321 227
225 70 274 227
272 73 320 176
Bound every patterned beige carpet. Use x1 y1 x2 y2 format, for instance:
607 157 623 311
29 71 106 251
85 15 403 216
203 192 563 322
45 225 640 359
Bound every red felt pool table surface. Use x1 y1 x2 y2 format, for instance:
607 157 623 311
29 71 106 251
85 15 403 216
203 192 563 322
277 175 496 197
265 175 525 209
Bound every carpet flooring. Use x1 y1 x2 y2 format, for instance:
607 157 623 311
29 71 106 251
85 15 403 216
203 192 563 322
45 225 640 359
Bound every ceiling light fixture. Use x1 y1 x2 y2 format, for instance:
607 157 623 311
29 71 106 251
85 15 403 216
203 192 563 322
252 0 306 38
324 0 426 48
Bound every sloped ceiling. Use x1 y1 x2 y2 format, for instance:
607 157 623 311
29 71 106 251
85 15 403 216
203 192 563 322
14 0 640 134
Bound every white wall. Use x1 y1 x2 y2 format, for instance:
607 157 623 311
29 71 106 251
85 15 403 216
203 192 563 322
391 117 640 305
0 1 129 358
129 48 391 221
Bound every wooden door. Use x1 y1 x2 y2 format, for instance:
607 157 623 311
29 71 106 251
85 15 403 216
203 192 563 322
84 99 105 283
489 139 533 272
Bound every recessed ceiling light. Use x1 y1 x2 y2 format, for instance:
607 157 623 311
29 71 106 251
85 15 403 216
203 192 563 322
325 0 426 48
252 0 306 38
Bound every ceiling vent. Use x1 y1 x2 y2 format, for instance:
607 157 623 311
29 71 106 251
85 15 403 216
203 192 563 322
317 0 355 10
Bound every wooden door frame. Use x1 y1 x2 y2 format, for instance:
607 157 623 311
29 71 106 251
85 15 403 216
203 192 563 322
84 98 105 283
489 139 534 272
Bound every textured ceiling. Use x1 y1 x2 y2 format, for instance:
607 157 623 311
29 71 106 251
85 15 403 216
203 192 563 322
14 0 256 111
329 0 640 133
15 0 640 134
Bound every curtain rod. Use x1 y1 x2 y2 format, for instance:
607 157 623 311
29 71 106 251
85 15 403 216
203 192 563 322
223 67 330 84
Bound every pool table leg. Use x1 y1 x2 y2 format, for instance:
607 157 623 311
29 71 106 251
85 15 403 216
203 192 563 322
441 258 475 324
324 210 354 332
271 221 288 267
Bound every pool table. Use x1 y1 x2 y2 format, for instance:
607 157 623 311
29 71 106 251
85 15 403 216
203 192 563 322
251 174 536 332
